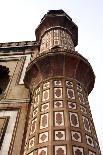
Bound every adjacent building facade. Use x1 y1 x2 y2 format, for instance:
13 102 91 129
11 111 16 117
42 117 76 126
0 10 101 155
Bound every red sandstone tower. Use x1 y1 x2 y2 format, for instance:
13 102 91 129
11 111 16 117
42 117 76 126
24 10 101 155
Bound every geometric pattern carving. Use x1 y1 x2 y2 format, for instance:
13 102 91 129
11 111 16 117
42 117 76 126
39 132 48 143
40 113 48 129
67 88 75 99
28 137 35 149
30 118 37 135
38 147 47 155
40 29 74 53
55 145 66 155
86 135 94 147
71 131 82 142
89 150 96 155
41 103 49 112
82 116 91 133
54 101 63 108
54 88 62 99
42 89 50 102
68 102 77 109
24 78 101 155
54 80 62 86
55 130 65 140
73 146 84 155
43 81 50 89
69 112 79 127
54 112 64 126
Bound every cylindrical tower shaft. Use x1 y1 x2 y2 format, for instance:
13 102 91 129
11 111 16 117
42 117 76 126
23 10 101 155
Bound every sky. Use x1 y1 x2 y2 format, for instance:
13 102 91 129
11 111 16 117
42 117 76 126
0 0 103 153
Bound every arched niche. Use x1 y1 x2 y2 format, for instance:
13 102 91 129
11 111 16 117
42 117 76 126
0 65 10 95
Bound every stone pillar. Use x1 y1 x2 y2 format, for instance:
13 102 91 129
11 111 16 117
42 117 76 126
23 10 101 155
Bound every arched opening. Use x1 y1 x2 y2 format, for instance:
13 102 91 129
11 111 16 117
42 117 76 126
0 88 2 94
0 65 10 95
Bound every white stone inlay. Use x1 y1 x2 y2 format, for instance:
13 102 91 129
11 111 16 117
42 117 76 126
0 110 18 155
19 54 31 84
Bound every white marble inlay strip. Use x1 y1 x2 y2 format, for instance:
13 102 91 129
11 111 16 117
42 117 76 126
0 110 18 155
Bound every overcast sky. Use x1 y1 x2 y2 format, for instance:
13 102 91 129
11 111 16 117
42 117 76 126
0 0 103 153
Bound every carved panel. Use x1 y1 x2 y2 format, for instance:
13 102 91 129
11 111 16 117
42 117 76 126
80 105 87 114
40 113 48 129
71 131 82 142
69 112 79 127
73 146 84 155
54 112 64 126
67 88 75 99
54 80 62 86
43 81 50 89
30 118 37 135
66 80 73 88
82 116 91 133
54 88 63 99
42 89 50 102
39 131 48 143
54 130 65 140
86 135 94 147
41 103 49 112
38 147 47 155
28 136 35 149
54 101 63 108
68 102 77 110
55 145 66 155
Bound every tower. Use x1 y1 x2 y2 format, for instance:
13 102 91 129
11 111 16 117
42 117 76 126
23 10 101 155
0 10 101 155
